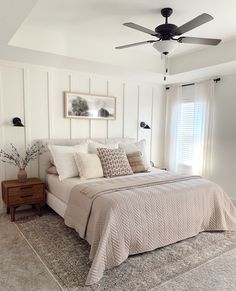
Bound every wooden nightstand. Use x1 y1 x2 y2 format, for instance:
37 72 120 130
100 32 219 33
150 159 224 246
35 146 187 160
1 178 45 222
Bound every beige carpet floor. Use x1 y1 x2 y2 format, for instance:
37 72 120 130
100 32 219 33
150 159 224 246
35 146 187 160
0 212 61 291
14 209 236 291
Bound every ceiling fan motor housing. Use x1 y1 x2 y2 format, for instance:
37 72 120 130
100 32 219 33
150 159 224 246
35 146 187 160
155 8 177 40
155 24 178 40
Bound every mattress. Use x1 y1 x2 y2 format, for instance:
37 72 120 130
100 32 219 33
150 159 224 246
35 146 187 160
46 167 163 204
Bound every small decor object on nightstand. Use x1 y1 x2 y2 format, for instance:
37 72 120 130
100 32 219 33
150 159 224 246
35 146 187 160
0 143 45 183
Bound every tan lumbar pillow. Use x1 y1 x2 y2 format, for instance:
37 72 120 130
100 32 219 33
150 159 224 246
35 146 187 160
119 139 150 169
74 152 103 180
127 151 149 173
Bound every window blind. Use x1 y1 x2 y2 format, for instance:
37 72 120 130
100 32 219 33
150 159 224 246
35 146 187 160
175 101 204 173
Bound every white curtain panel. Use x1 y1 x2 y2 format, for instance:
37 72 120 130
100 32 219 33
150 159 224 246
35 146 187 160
164 85 181 172
164 80 215 177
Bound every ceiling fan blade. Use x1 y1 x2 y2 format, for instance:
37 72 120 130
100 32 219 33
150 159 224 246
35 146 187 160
115 40 156 49
178 36 221 45
123 22 157 36
174 13 213 36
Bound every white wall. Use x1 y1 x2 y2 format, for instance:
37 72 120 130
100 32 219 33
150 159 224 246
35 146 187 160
210 75 236 199
0 60 166 211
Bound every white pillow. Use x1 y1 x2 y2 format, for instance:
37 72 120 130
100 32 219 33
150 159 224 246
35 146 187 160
88 141 118 154
74 152 103 180
119 139 150 169
48 144 88 181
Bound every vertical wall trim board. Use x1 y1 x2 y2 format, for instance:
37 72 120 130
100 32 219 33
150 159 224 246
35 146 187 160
46 72 51 138
88 77 91 138
106 80 109 138
69 74 72 139
150 87 154 160
122 83 125 138
137 85 140 141
0 67 5 209
47 71 54 138
23 67 33 176
23 68 29 150
0 67 7 181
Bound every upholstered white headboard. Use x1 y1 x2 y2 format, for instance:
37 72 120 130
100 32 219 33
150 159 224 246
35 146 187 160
37 138 136 181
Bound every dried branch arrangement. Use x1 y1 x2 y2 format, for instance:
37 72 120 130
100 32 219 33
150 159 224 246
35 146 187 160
0 143 45 169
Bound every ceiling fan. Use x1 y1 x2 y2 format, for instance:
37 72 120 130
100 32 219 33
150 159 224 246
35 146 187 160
115 8 222 55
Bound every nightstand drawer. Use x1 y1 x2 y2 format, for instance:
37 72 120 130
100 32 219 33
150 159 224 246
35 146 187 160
8 184 44 205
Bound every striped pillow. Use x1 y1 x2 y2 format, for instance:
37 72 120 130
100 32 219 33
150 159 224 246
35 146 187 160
127 151 149 173
97 148 133 178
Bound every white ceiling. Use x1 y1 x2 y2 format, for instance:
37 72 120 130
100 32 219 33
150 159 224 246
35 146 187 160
11 0 236 57
2 0 236 83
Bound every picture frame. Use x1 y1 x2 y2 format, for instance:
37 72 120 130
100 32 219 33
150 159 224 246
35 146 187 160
64 91 116 120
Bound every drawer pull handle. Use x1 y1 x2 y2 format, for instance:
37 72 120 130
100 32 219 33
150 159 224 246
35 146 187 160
20 194 33 198
20 186 33 190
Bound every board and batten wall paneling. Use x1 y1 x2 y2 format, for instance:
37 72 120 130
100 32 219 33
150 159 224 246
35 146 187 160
123 83 139 140
51 71 70 139
27 68 50 177
151 85 166 167
90 75 108 139
0 67 5 199
70 73 90 139
1 65 25 180
107 79 124 138
0 60 166 211
138 84 153 162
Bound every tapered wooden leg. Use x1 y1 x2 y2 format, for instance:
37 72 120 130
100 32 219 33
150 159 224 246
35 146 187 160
35 204 42 217
10 207 15 222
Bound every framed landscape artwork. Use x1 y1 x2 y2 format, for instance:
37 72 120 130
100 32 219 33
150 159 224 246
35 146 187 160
64 92 116 120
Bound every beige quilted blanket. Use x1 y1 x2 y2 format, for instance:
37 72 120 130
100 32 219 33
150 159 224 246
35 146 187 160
64 171 236 285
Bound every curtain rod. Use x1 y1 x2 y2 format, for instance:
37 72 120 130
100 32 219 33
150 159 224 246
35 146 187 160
165 78 221 90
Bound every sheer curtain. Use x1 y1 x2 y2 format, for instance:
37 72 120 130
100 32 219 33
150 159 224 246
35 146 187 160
164 80 214 177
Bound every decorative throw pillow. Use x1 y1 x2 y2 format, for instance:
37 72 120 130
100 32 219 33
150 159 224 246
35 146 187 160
97 148 133 178
47 166 58 175
127 151 148 173
119 139 150 169
88 141 118 154
48 144 88 181
74 152 103 180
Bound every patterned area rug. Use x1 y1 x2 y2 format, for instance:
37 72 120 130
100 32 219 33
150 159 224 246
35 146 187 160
15 210 236 291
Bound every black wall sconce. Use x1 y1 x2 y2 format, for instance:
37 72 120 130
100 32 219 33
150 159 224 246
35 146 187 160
12 117 24 127
140 121 151 129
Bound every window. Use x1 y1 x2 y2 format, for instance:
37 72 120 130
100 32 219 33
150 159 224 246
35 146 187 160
175 100 204 174
165 81 213 177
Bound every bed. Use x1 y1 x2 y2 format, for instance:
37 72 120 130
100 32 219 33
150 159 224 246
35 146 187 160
38 138 236 286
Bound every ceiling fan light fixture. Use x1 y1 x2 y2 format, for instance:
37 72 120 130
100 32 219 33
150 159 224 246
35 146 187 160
153 40 179 55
